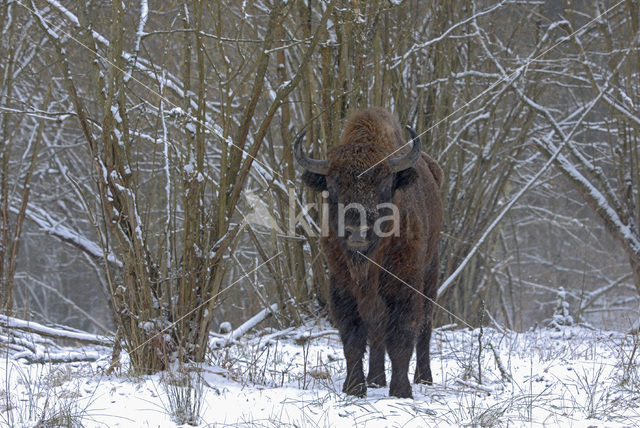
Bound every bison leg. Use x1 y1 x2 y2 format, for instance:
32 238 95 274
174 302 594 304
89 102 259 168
385 303 415 399
342 325 367 397
415 257 438 385
367 332 386 387
414 306 433 385
331 286 367 397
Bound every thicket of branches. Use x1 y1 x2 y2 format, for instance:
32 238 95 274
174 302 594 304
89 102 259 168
1 0 639 373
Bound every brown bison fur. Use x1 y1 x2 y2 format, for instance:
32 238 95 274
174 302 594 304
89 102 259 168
298 107 443 399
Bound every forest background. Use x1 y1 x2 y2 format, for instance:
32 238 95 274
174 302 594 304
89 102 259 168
1 0 639 372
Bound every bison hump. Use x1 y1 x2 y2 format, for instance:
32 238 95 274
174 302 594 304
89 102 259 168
422 154 443 188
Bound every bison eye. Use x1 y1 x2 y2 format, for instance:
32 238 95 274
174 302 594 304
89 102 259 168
378 178 393 197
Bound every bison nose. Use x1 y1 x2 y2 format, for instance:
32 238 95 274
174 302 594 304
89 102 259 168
344 225 370 246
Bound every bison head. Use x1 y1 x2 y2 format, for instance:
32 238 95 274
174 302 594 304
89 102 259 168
294 126 421 256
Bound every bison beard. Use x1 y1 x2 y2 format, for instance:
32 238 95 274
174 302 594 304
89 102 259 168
295 108 443 399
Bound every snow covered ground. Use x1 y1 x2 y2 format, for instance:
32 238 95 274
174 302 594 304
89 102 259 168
2 320 640 427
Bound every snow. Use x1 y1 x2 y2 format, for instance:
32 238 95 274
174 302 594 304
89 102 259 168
184 161 195 175
167 106 185 117
110 105 122 124
2 320 639 427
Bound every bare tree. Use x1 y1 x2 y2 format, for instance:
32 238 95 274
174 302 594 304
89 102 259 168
0 3 50 312
3 1 640 367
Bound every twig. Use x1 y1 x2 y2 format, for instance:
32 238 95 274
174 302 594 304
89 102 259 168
294 329 340 345
489 342 513 383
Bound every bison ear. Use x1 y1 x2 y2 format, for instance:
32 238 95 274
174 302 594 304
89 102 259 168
302 171 327 191
394 168 418 190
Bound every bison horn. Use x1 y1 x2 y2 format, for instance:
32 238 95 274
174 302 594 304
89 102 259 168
293 130 329 175
388 126 422 172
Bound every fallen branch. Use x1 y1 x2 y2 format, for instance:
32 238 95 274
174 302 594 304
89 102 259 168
0 332 40 353
294 329 339 345
211 303 279 349
488 342 513 383
0 315 112 347
12 349 102 364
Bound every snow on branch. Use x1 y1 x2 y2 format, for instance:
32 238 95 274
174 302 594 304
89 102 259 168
0 315 112 347
536 137 640 258
437 18 640 299
391 0 507 69
577 273 634 317
1 316 111 364
211 303 279 349
41 0 224 137
11 349 102 364
437 31 612 297
8 204 122 268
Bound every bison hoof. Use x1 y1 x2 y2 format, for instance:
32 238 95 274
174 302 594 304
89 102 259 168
389 382 413 399
366 375 386 388
414 373 433 385
343 381 367 398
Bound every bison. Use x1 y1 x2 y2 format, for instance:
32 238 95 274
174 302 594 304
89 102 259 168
294 107 443 398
